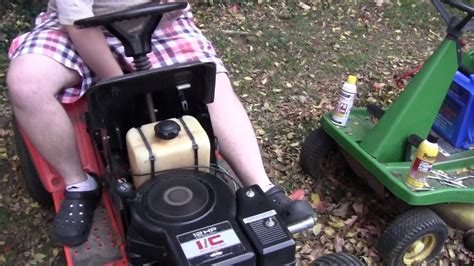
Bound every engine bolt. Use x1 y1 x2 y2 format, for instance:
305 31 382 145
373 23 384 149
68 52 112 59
246 189 255 198
265 217 276 227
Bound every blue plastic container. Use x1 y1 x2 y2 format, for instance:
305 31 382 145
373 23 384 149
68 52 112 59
433 70 474 150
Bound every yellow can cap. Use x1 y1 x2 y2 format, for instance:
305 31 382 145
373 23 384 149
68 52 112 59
346 75 357 85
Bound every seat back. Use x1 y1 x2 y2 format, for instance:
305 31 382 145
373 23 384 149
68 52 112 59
85 62 217 157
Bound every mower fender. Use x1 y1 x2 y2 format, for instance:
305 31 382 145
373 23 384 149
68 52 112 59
432 203 474 231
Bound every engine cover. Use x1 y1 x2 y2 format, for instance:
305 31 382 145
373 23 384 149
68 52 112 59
126 169 255 265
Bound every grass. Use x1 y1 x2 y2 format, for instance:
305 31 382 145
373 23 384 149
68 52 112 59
338 53 370 71
0 207 10 228
0 202 58 264
199 0 446 138
383 0 443 30
207 11 459 229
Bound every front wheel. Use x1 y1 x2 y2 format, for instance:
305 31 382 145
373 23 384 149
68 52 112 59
377 207 448 265
299 128 337 180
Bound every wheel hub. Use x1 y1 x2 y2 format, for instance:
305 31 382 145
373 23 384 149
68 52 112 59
403 234 437 264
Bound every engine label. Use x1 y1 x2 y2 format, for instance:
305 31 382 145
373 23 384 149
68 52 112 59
242 210 277 224
177 221 245 264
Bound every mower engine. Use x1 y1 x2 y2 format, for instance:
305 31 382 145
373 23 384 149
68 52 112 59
121 117 296 265
124 170 295 265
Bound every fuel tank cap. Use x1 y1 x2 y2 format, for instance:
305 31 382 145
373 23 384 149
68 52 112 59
154 120 181 140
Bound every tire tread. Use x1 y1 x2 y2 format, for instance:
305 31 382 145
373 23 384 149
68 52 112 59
377 207 448 265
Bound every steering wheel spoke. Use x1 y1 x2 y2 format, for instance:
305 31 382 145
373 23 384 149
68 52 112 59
74 2 187 60
74 2 187 28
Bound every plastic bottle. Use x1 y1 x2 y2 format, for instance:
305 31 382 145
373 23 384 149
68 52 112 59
331 75 358 127
405 135 439 189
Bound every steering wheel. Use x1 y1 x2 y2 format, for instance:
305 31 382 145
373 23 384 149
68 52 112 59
432 0 474 31
74 2 188 60
443 0 474 14
74 2 188 28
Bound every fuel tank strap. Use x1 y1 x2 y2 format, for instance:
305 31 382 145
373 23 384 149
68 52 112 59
179 117 199 168
136 127 156 179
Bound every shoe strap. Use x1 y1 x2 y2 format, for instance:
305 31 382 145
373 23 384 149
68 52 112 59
64 189 100 200
264 185 285 197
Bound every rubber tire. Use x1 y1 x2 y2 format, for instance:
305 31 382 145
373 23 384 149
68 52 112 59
377 207 448 265
299 128 336 180
463 229 474 252
13 119 53 206
311 252 365 266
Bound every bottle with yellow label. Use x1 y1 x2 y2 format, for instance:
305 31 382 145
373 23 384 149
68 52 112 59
331 75 358 127
405 135 439 189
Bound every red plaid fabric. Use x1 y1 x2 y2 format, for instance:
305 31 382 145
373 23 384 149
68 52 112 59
8 10 226 103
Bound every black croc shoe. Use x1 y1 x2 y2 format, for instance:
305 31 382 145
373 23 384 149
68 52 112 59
53 187 101 247
265 185 315 225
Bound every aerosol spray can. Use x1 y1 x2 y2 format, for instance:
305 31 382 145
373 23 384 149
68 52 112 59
405 135 439 189
331 75 358 127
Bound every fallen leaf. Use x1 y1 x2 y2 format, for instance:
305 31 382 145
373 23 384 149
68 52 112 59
0 129 8 137
332 202 350 217
311 193 320 205
375 0 389 7
352 202 365 215
346 228 359 238
366 225 381 236
312 223 323 236
373 82 386 91
335 235 344 252
298 2 311 11
228 4 239 13
328 219 346 229
300 244 312 254
33 253 46 263
324 226 335 237
344 215 359 227
289 189 305 200
314 201 329 213
53 248 60 257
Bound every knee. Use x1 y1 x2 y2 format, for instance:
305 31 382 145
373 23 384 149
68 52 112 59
6 60 56 110
7 67 40 110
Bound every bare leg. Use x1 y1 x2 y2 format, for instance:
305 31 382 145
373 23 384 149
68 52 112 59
207 73 272 187
7 54 86 186
208 73 315 227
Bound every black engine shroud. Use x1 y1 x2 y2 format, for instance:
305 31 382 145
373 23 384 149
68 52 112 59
126 169 295 265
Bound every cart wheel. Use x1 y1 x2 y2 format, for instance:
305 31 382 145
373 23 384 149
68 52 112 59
299 128 336 180
311 252 365 266
13 119 53 206
377 207 448 265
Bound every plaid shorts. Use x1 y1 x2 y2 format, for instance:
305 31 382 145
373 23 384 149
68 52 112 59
8 10 227 103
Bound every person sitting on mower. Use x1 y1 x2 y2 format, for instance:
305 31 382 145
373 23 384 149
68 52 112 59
6 0 314 247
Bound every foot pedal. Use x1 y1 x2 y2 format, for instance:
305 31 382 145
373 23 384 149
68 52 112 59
52 192 127 265
235 185 296 265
